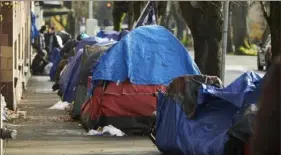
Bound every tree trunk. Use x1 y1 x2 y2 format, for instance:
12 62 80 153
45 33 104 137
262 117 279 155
231 1 249 53
171 2 185 39
156 1 167 25
179 2 223 77
112 2 126 31
227 9 233 53
127 2 134 30
262 24 270 43
270 2 281 59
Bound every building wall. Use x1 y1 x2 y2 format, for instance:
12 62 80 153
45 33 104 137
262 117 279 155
0 1 32 110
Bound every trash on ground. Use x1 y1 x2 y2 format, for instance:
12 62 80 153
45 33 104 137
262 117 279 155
48 101 70 110
86 125 125 136
44 62 53 75
5 110 27 121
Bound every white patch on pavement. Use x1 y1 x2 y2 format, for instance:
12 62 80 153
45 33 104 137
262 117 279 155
48 101 70 110
86 125 125 137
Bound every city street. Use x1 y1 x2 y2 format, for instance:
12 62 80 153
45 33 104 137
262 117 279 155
4 54 265 155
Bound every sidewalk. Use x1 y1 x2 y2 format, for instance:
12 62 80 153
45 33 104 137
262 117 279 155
5 76 158 155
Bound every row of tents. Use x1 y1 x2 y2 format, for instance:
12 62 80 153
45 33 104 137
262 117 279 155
46 3 262 154
48 25 262 155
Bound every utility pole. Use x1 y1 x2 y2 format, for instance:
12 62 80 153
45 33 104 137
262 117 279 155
221 1 229 84
89 1 93 19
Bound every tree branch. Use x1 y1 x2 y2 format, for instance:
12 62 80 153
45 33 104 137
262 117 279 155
260 1 271 27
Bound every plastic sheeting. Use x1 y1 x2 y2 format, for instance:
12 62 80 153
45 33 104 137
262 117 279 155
155 71 262 155
72 42 115 118
92 25 200 86
59 49 83 102
49 48 61 81
97 30 120 41
75 37 110 52
49 47 60 63
31 12 39 42
60 40 115 103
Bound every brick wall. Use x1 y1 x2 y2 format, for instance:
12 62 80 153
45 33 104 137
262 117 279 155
0 1 31 110
0 2 13 109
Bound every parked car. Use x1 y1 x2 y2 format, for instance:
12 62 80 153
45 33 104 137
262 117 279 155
257 35 272 70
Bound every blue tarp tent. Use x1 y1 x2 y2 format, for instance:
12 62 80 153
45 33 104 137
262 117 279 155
155 71 262 155
60 38 114 103
91 25 200 86
60 49 83 102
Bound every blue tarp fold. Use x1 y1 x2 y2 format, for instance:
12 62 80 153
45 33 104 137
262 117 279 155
155 72 262 155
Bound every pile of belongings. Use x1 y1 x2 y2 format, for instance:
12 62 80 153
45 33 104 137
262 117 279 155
152 71 262 155
80 25 200 135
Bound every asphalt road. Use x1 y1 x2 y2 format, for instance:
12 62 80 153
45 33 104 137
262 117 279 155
5 54 265 155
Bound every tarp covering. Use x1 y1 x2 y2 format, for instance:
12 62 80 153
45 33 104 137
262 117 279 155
59 49 83 102
92 25 200 86
31 12 39 43
61 40 115 103
97 30 120 41
49 48 61 81
155 72 262 155
71 42 115 118
166 75 224 119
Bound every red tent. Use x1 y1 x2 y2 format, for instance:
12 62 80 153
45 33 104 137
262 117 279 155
81 80 166 133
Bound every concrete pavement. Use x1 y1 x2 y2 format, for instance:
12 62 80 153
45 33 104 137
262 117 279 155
4 54 264 155
5 76 159 155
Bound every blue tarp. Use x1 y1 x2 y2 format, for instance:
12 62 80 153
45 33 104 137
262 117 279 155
59 56 74 94
49 47 60 63
49 48 61 81
61 50 83 102
97 30 120 41
31 12 39 43
155 71 262 155
91 25 200 86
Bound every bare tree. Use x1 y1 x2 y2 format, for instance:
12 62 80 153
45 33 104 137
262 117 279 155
231 1 250 54
260 1 281 60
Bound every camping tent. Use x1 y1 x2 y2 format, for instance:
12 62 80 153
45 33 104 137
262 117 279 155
70 42 116 119
80 25 200 132
154 71 262 154
59 38 114 103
